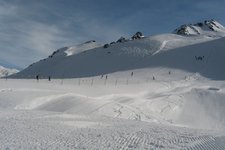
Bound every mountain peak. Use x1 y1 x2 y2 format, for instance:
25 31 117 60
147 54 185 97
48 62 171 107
0 65 19 78
174 19 225 36
9 19 225 79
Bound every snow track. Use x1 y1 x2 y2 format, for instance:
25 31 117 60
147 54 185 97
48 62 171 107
0 110 224 150
1 76 225 149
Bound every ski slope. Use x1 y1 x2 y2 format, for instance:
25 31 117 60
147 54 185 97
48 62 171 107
11 35 225 79
2 20 225 149
1 73 225 149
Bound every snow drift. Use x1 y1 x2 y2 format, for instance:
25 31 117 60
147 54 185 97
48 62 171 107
2 78 224 130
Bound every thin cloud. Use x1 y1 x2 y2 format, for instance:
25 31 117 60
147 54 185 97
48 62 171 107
0 1 127 68
1 0 225 69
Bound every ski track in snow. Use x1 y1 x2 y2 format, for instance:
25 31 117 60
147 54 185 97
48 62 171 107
0 110 225 150
153 40 169 55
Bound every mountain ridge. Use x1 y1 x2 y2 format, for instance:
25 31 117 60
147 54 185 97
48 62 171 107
174 19 225 36
10 19 225 79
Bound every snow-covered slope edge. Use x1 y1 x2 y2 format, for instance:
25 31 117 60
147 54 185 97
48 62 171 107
0 65 19 78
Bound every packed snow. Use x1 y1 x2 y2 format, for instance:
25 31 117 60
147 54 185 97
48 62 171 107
1 71 225 149
2 20 225 149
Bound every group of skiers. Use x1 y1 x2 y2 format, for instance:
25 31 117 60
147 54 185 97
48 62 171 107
36 75 51 81
195 56 205 61
99 71 160 81
35 70 172 82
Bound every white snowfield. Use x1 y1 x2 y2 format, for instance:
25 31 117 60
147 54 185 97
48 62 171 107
65 40 103 56
1 20 225 149
1 75 225 149
11 34 225 79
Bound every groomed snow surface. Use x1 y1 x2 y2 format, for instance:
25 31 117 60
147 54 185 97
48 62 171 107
3 19 225 149
1 69 225 149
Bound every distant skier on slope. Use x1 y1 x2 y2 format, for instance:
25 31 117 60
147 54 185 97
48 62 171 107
131 72 134 77
36 75 39 81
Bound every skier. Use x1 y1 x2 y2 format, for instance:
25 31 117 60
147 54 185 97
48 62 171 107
48 76 51 81
131 72 134 77
153 76 155 80
36 75 39 81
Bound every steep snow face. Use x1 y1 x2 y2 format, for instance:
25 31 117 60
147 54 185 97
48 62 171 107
47 40 102 58
0 65 18 77
64 40 102 56
11 35 225 79
174 19 225 37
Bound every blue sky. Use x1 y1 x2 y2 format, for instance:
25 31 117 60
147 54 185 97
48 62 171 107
1 0 225 69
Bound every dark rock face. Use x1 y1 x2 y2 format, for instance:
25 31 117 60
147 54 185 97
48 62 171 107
84 40 96 44
117 37 127 43
103 44 109 48
175 25 189 35
132 32 144 40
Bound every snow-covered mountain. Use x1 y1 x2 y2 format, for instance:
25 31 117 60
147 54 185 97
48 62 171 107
174 19 225 36
3 20 225 149
11 20 225 79
0 65 19 77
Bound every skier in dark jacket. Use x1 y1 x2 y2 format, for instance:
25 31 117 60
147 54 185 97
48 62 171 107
36 75 39 81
